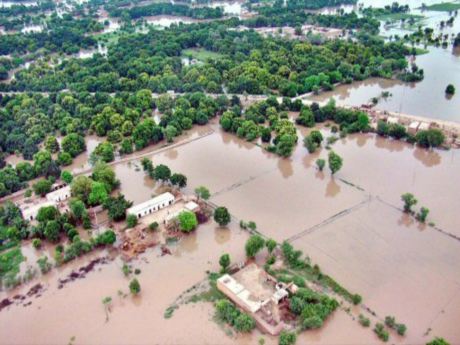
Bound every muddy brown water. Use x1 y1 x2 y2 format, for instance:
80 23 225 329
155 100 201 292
1 114 460 343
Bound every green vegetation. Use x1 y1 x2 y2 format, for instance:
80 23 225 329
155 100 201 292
426 337 451 345
316 159 326 171
359 314 371 327
328 151 343 175
178 211 198 233
0 246 24 288
279 331 297 345
245 235 265 258
215 299 256 333
195 186 211 200
445 84 455 95
129 278 141 295
182 48 224 61
374 322 390 342
126 214 138 228
213 207 231 227
219 253 230 273
401 193 417 213
422 2 460 12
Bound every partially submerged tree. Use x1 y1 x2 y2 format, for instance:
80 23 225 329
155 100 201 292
245 235 265 258
401 193 417 213
328 151 343 175
214 207 231 226
194 186 210 200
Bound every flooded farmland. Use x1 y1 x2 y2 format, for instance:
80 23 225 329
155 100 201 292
2 119 459 343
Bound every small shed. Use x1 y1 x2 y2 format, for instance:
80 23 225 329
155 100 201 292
408 121 420 135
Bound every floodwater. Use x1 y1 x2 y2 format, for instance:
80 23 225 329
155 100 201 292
291 198 460 343
0 221 252 345
20 24 43 34
1 118 460 343
142 15 196 27
315 0 460 122
0 0 37 7
307 46 460 122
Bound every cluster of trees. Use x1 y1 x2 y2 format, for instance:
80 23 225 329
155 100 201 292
141 159 187 188
0 13 102 56
289 286 339 330
2 16 416 95
401 193 429 223
108 2 224 20
215 299 256 333
377 121 445 148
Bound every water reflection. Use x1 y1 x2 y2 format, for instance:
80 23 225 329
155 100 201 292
214 226 231 244
413 147 441 167
325 177 341 198
277 158 293 179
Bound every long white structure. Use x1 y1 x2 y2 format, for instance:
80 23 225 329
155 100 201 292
127 192 175 219
46 185 71 203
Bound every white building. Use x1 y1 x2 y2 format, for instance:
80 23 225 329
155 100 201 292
21 201 56 221
46 185 71 203
127 192 175 219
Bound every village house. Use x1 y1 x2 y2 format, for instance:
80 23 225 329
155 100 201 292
127 192 175 219
217 263 297 336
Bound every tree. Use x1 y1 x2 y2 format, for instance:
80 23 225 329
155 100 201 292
178 211 198 233
57 152 73 166
92 162 118 191
126 214 138 228
69 199 86 221
88 181 109 206
276 134 296 157
170 173 187 188
61 170 73 184
91 142 114 163
219 253 230 273
103 194 133 221
245 235 265 258
129 278 141 295
265 239 277 253
316 159 325 171
61 133 86 157
445 84 455 95
214 207 231 226
44 136 60 153
416 207 429 222
279 331 297 345
415 129 445 148
195 186 210 200
328 151 343 174
401 193 417 213
153 164 171 183
44 220 61 242
33 179 52 197
36 206 59 223
33 150 53 176
71 176 93 204
234 314 256 332
426 338 450 345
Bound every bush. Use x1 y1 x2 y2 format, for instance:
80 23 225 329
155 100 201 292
32 238 42 249
351 293 362 305
415 129 445 148
302 315 323 329
234 313 256 332
374 323 389 342
279 331 297 345
427 337 450 345
37 256 52 274
126 214 138 228
148 222 159 231
94 230 116 246
396 323 407 336
213 207 231 226
219 253 230 273
245 235 265 258
129 278 141 295
178 211 198 233
359 314 370 327
445 84 455 95
316 159 325 171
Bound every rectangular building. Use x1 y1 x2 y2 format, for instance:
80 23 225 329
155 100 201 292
46 185 71 203
127 192 175 219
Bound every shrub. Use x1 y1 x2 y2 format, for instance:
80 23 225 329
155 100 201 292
178 211 198 233
213 207 231 226
316 159 325 171
32 238 42 249
126 214 138 228
265 239 277 253
129 278 141 295
351 293 362 305
148 222 159 231
359 314 370 327
219 253 230 273
427 337 450 345
396 323 407 336
279 330 297 345
245 235 265 258
234 313 256 332
37 256 52 274
374 323 389 342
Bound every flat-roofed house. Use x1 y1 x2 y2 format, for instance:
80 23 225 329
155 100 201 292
46 185 71 203
127 192 175 219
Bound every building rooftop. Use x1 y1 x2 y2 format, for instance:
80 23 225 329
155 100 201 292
127 192 175 215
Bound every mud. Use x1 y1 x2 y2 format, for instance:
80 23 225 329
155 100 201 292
57 257 110 289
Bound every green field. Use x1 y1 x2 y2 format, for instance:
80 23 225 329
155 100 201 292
0 246 24 285
182 48 224 61
423 2 460 11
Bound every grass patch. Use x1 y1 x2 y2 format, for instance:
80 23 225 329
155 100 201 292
423 2 460 11
0 246 24 286
182 48 224 61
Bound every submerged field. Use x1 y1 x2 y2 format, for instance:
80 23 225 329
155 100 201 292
1 118 458 344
